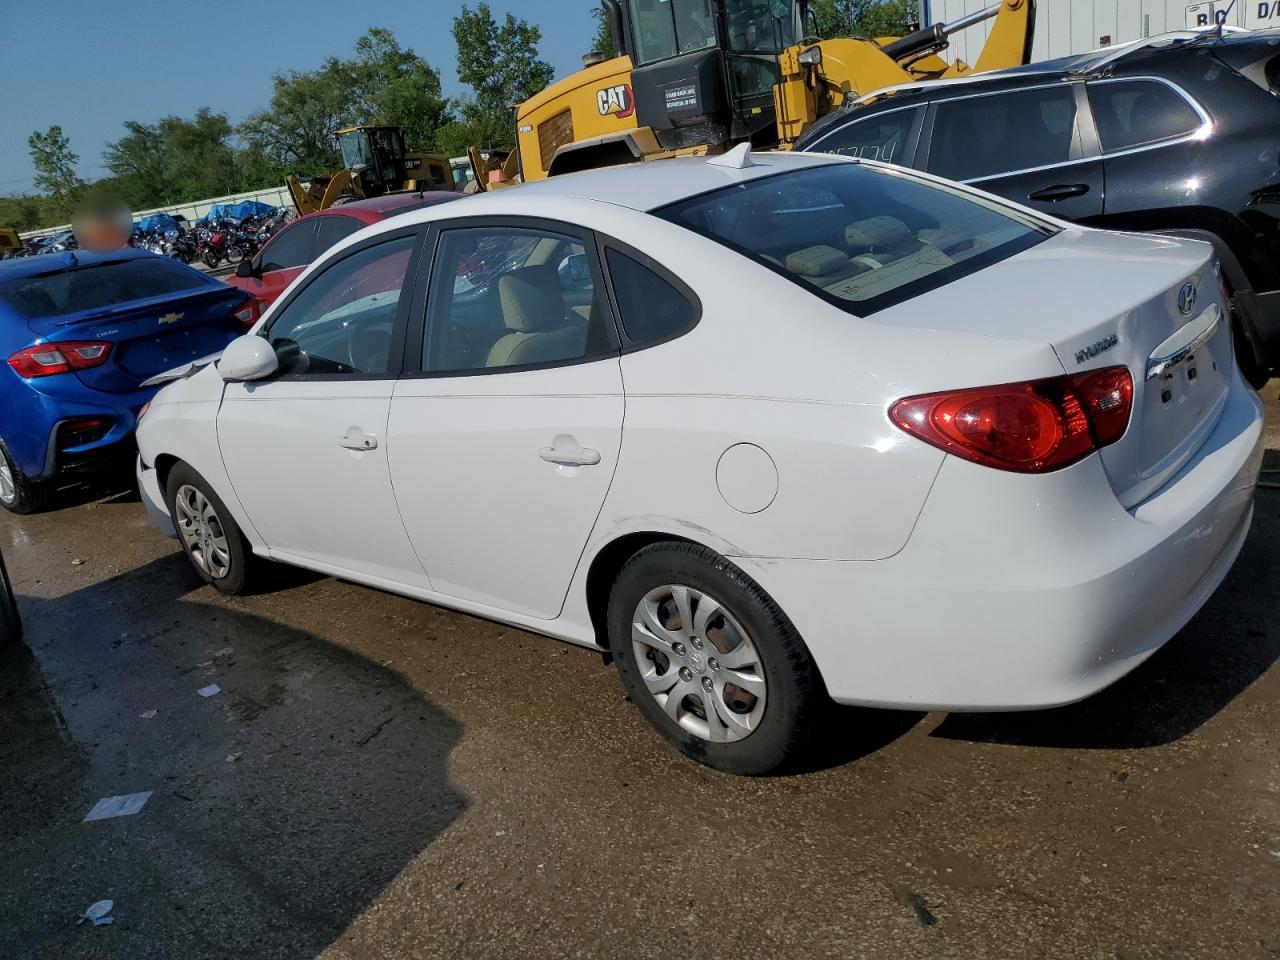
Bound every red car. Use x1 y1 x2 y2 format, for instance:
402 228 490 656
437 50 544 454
226 192 460 322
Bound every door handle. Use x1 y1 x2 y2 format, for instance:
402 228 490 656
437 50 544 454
1028 183 1090 202
539 446 601 467
338 432 378 451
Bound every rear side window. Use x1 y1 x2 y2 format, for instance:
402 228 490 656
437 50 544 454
807 108 920 164
606 250 697 344
0 258 207 318
259 221 314 273
1086 80 1202 152
313 216 363 255
659 163 1048 316
927 85 1080 181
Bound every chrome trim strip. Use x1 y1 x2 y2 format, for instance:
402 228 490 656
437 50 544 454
1146 303 1221 381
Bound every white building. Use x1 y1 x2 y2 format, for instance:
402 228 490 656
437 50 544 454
925 0 1279 66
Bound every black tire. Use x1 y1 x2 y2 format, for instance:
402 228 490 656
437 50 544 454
165 462 263 595
607 541 825 775
201 250 220 270
0 439 49 515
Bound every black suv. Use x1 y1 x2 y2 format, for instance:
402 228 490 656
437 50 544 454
795 28 1280 385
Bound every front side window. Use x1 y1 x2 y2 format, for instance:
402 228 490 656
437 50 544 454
927 85 1080 182
659 163 1049 316
259 222 315 273
424 227 617 373
808 108 921 163
265 235 415 376
1086 80 1202 153
627 0 717 64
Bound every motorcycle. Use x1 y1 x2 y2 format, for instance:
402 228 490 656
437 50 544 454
196 218 246 269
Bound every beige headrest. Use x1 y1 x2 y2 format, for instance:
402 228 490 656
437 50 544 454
846 216 911 254
498 272 563 332
785 245 850 278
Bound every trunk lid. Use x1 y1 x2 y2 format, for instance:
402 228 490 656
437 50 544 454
887 228 1230 506
45 285 247 395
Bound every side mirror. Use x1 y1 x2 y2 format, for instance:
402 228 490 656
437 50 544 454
235 259 257 279
219 334 279 382
558 253 590 288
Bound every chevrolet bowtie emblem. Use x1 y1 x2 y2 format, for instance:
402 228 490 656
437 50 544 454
159 312 183 325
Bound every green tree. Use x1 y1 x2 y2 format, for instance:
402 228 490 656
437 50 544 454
102 120 168 207
239 28 453 173
27 125 84 209
811 0 916 39
104 109 244 209
453 2 555 141
591 6 616 58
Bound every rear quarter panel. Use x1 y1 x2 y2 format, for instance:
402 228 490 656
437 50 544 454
549 200 1063 563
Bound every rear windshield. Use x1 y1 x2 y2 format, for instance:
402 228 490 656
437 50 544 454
0 257 208 319
657 163 1050 315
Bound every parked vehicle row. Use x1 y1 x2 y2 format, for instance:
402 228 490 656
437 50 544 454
133 152 1262 774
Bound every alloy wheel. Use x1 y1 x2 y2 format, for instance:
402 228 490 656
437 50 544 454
0 456 15 506
631 585 767 743
174 484 232 580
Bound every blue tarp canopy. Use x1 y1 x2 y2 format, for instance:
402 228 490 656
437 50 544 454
199 200 276 223
134 214 179 234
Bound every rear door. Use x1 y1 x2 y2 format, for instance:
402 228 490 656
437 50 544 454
388 219 624 619
921 83 1105 222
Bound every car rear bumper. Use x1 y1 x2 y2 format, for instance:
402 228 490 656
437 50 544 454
137 456 174 536
733 373 1264 711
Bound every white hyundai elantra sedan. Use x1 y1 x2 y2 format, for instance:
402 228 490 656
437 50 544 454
136 148 1264 774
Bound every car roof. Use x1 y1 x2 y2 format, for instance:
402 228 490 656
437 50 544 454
308 191 462 224
461 150 841 214
0 246 161 283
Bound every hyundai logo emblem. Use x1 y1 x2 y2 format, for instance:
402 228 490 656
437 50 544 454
1177 282 1197 317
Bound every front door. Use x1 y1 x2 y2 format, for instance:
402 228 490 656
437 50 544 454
922 83 1105 222
218 230 429 587
388 221 624 619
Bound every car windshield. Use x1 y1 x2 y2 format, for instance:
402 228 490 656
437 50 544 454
657 163 1051 315
0 257 207 319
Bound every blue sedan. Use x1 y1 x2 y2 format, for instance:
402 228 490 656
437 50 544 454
0 249 252 513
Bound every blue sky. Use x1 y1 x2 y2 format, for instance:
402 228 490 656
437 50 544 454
0 0 599 194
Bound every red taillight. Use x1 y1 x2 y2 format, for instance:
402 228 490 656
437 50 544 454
8 341 113 379
890 365 1133 473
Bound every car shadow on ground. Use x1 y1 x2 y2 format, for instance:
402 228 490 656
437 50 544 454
931 449 1280 751
0 553 465 960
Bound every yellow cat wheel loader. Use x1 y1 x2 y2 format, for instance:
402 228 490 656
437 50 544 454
286 125 457 215
501 0 1034 187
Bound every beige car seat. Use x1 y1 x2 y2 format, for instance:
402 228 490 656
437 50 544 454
486 265 587 368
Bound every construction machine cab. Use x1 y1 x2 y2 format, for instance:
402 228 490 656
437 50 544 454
337 126 409 195
607 0 808 150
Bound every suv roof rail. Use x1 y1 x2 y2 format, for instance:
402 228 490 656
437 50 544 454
1069 26 1249 74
